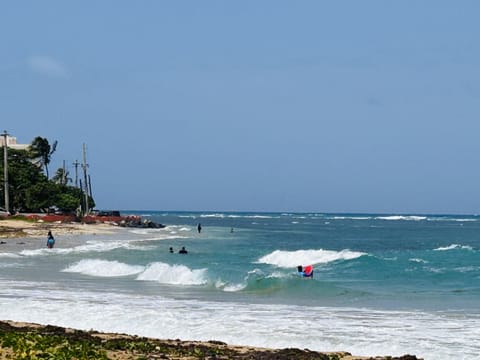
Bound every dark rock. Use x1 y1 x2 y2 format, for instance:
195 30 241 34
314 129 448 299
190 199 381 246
119 218 166 229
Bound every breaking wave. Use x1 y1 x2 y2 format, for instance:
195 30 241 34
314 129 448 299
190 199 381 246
257 249 366 268
63 259 207 285
434 244 474 251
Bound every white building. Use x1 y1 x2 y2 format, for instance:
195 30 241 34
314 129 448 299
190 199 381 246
0 135 29 151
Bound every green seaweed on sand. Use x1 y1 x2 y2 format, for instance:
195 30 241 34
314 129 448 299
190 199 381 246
0 321 421 360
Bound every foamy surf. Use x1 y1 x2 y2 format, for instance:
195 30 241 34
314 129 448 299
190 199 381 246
136 262 208 285
63 259 145 277
63 259 208 285
434 244 474 251
258 249 366 268
0 282 477 360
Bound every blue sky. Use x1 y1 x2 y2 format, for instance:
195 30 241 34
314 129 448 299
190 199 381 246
2 1 480 214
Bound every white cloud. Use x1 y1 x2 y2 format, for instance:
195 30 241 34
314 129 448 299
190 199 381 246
28 55 70 79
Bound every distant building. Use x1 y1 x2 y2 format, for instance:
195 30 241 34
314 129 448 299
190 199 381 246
0 135 29 151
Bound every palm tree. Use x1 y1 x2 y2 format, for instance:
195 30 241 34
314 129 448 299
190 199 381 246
52 167 72 186
29 137 58 179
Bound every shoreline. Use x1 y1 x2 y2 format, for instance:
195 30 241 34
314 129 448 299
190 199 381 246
0 218 423 360
0 320 421 360
0 217 122 252
0 217 119 238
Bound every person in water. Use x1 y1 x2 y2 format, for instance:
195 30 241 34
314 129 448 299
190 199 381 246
179 246 188 254
197 223 202 233
46 231 55 249
169 247 174 253
297 265 314 278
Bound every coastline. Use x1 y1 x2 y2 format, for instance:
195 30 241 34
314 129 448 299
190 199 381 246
0 217 424 360
0 320 421 360
0 217 118 239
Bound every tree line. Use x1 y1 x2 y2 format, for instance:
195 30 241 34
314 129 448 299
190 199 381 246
0 136 95 214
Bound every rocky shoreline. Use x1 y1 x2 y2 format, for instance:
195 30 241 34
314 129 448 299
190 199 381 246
0 214 164 239
0 321 422 360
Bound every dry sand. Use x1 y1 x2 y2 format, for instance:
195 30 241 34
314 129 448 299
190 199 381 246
0 218 116 238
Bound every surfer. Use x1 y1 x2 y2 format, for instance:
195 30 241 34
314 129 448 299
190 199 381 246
46 231 55 249
297 265 313 279
197 223 202 233
169 247 174 253
179 246 188 254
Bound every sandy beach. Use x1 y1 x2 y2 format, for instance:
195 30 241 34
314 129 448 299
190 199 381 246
0 217 116 239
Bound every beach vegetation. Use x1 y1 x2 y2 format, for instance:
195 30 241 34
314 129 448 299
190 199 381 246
0 321 420 360
0 141 95 215
28 136 57 179
52 167 72 186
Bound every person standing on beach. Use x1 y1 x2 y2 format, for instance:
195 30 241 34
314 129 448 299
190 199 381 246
46 231 55 248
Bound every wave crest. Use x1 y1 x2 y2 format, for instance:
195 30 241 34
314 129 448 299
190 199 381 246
257 249 366 268
136 262 207 285
63 259 144 277
434 244 474 251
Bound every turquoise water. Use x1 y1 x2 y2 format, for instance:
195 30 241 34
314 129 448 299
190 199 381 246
1 211 479 359
138 212 480 310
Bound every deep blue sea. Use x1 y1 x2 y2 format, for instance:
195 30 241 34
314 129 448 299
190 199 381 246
1 211 479 359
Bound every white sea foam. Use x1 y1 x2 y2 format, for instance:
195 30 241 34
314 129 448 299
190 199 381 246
63 259 145 277
426 217 477 222
409 258 428 264
214 279 248 292
129 227 185 239
376 215 427 221
199 213 227 218
331 216 372 220
136 262 207 285
434 244 473 251
62 259 208 285
19 238 168 258
20 248 57 256
257 249 366 268
197 213 276 219
223 283 247 292
0 283 478 360
267 271 288 279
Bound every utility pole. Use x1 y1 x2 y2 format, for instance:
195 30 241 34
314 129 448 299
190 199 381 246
88 174 93 198
81 144 89 215
73 160 79 188
1 130 9 213
62 160 66 185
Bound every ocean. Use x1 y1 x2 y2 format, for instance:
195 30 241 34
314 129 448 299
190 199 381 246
1 211 479 359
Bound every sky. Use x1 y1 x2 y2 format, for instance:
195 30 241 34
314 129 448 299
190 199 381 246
1 1 480 214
